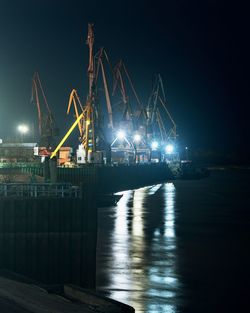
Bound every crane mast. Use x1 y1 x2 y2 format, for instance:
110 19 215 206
87 23 95 98
31 72 57 151
84 23 96 162
32 72 59 182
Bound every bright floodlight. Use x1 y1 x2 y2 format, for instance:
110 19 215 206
165 144 174 154
133 134 141 142
151 141 159 150
117 130 126 140
17 124 29 134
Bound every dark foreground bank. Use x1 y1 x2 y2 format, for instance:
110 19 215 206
0 272 134 313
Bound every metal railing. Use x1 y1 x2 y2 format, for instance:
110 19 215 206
0 183 80 198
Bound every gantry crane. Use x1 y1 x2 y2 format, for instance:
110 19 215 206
51 27 178 165
31 72 58 155
95 47 114 130
112 60 147 130
147 74 177 143
146 74 178 162
51 24 110 164
31 72 59 181
109 60 150 163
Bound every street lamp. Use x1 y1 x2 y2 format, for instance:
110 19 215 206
165 144 174 154
17 124 29 142
151 141 158 150
117 130 126 140
185 146 189 160
133 134 141 142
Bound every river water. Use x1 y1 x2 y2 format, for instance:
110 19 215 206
96 169 250 312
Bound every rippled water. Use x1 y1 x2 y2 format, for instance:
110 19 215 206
96 169 250 312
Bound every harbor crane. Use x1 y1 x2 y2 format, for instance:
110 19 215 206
146 74 178 161
52 24 112 164
31 72 59 180
95 47 114 130
112 60 147 130
31 72 58 154
147 74 177 142
51 26 178 165
111 60 149 162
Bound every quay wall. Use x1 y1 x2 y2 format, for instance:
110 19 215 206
0 187 97 288
57 163 173 193
1 162 174 192
97 163 173 193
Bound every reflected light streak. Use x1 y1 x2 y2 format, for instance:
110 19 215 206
132 187 147 237
110 188 148 312
148 183 162 195
147 303 177 313
108 184 178 313
148 182 178 312
111 190 131 303
164 183 176 238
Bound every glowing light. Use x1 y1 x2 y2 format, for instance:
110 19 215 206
133 134 141 142
17 124 29 134
151 141 158 150
165 144 174 154
117 130 126 140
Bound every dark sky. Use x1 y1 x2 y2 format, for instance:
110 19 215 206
0 0 248 153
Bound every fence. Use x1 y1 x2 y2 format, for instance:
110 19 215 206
0 183 80 198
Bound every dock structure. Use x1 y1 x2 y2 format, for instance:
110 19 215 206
0 183 79 198
18 162 174 193
0 182 97 289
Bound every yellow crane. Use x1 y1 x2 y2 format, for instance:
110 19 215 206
50 112 84 159
51 24 96 162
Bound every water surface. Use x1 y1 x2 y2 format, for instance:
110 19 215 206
97 169 250 312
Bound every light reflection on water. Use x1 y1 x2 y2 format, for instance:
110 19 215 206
100 183 179 313
164 183 176 239
97 171 250 312
146 183 178 313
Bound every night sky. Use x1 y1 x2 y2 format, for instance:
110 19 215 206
0 1 248 155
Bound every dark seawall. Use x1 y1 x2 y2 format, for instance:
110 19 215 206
0 187 97 288
57 163 174 193
17 162 173 193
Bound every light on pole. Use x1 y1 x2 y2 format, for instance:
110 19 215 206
165 144 174 154
117 130 126 141
133 134 141 143
17 124 29 142
185 146 189 160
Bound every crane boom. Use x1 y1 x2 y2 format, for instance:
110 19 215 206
31 72 58 149
67 89 85 137
50 112 84 159
95 48 114 129
87 23 95 98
